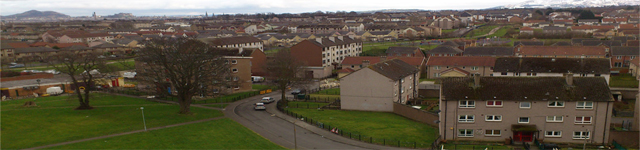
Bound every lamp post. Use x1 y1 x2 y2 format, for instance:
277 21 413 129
35 79 41 99
141 107 147 131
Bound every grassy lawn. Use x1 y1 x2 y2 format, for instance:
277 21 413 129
288 101 330 109
442 29 457 34
201 103 230 108
49 118 285 149
314 88 340 95
610 74 639 88
285 108 438 148
308 94 341 102
470 25 498 37
1 94 223 149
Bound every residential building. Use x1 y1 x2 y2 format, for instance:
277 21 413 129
290 36 363 78
340 59 419 112
340 56 425 75
203 36 264 52
425 56 496 79
492 57 611 84
516 46 607 58
385 47 425 57
426 45 463 57
610 46 639 68
463 47 514 57
439 76 613 144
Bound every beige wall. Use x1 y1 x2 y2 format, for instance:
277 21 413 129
427 66 493 79
439 98 613 144
225 57 252 93
341 68 418 112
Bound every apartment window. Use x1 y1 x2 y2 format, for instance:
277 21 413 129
548 101 564 107
232 68 238 73
458 129 474 137
458 115 475 123
434 66 440 70
486 100 502 107
501 72 507 75
545 131 562 137
459 100 475 108
401 79 405 83
580 74 587 77
546 116 564 122
632 56 636 60
234 86 240 90
232 76 239 81
519 102 531 108
573 131 590 139
616 56 622 59
485 115 502 121
434 73 440 77
224 60 229 64
575 116 592 124
231 60 237 64
518 117 530 123
576 101 593 109
485 130 501 136
614 62 623 67
526 73 537 76
471 66 479 70
595 74 601 76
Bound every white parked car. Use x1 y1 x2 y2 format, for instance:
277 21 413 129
254 103 266 110
260 97 274 104
45 69 61 74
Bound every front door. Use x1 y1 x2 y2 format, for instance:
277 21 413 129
513 131 534 142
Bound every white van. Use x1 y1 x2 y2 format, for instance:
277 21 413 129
251 76 265 83
46 87 64 95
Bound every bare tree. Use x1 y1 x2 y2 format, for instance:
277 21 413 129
47 51 109 110
136 37 231 114
264 49 309 104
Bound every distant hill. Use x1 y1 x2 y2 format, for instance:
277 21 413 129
496 0 640 9
3 10 70 18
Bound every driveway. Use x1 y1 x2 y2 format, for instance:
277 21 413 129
224 90 408 149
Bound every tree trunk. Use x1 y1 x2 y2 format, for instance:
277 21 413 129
280 87 288 106
177 92 192 114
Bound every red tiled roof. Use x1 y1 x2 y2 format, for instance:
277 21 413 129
615 18 628 22
337 68 355 73
426 56 496 66
602 18 615 22
571 25 592 30
524 20 545 23
591 25 615 30
29 42 87 48
519 46 607 56
7 42 30 48
619 24 637 30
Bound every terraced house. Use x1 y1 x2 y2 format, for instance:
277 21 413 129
439 76 613 144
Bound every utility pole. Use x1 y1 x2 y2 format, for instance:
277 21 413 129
141 107 147 131
293 121 297 150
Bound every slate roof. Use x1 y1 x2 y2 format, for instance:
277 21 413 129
463 47 514 56
307 36 362 48
514 41 544 46
14 47 58 53
61 45 93 51
493 57 610 74
441 41 460 47
441 77 612 101
571 38 599 45
581 40 623 47
426 56 496 67
341 56 424 66
386 47 419 54
518 46 607 56
367 59 419 81
613 36 636 44
91 43 124 48
611 46 640 56
427 46 463 54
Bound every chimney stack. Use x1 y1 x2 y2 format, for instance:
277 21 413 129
565 73 574 86
315 38 322 44
362 60 370 67
473 75 480 87
328 36 335 42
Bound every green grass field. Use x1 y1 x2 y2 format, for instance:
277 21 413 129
1 94 223 149
287 101 330 109
314 88 340 95
194 91 261 104
470 25 498 37
610 74 639 88
285 108 438 148
48 118 285 149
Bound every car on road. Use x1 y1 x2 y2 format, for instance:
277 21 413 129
9 64 25 68
261 97 275 104
254 103 266 110
45 69 60 74
290 89 305 95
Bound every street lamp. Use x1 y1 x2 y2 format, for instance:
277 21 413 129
141 107 147 131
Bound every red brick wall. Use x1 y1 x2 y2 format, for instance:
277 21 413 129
1 73 54 82
250 49 267 76
291 40 323 67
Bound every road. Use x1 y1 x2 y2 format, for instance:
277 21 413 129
225 89 406 149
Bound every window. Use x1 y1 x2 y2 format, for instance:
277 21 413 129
231 68 238 73
486 100 503 107
458 129 474 137
485 130 501 136
520 102 531 108
485 115 502 121
459 100 475 108
616 56 622 59
231 60 237 64
575 116 592 124
595 74 601 76
632 56 636 60
434 66 440 70
501 72 507 75
546 116 563 122
614 62 622 67
232 76 239 81
518 117 530 123
471 66 479 70
573 131 590 139
434 73 440 77
401 79 404 83
545 131 562 137
548 101 564 107
576 101 593 109
526 73 537 76
458 115 475 123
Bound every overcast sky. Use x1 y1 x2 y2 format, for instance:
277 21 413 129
1 0 526 16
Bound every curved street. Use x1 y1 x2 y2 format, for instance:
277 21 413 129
224 90 407 149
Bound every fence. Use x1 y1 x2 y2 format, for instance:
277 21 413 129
286 102 329 109
392 102 439 126
305 86 340 95
277 100 432 149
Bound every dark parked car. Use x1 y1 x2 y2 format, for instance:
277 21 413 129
290 89 305 95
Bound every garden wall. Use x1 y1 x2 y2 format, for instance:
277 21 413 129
393 102 439 127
